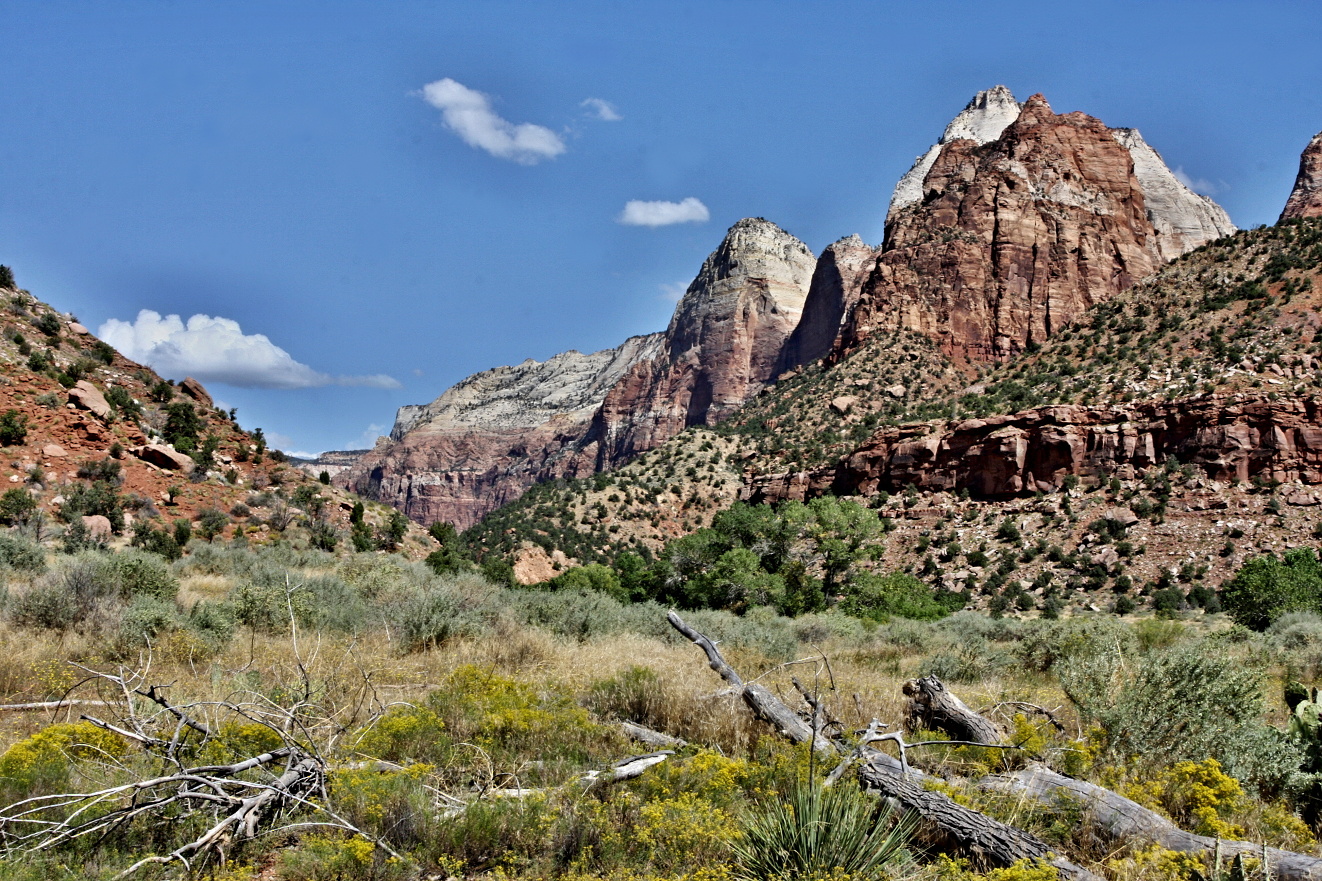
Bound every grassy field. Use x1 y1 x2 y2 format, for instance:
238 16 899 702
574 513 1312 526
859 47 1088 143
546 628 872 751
0 535 1320 881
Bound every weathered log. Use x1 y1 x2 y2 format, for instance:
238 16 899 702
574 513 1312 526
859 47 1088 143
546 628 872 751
667 611 834 753
620 721 686 749
914 676 1322 881
984 764 1322 881
859 755 1103 881
904 675 1004 745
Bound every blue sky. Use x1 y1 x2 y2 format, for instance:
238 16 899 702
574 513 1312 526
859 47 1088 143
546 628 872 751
1 1 1319 455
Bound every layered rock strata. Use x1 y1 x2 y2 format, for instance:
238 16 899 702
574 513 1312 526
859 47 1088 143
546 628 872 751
744 395 1322 504
339 335 662 529
1282 131 1322 221
590 218 816 467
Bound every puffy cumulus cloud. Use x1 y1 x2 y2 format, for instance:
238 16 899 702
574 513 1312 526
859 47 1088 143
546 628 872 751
98 310 401 390
580 97 621 121
618 197 710 227
420 78 566 164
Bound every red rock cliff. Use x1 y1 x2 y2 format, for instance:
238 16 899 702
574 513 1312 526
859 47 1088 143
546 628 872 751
745 395 1322 504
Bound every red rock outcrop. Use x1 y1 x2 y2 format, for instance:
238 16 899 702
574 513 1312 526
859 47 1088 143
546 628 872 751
1282 131 1322 221
840 94 1164 362
590 217 817 467
744 395 1322 504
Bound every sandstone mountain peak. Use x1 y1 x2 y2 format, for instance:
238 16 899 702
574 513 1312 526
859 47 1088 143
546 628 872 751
593 216 818 467
888 84 1023 218
888 87 1235 260
848 92 1161 362
1281 130 1322 221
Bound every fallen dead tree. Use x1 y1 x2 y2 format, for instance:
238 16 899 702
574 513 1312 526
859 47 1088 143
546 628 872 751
667 611 1322 881
668 611 1102 880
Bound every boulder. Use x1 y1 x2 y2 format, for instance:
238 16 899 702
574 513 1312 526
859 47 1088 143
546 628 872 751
82 515 112 540
68 381 112 421
830 396 858 415
133 444 195 473
179 377 214 409
42 443 68 459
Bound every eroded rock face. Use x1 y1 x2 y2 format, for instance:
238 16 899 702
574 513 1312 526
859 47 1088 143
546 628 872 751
338 335 663 529
842 94 1163 362
889 85 1023 220
1110 128 1237 259
745 395 1322 504
775 234 879 374
590 218 816 467
1282 132 1322 221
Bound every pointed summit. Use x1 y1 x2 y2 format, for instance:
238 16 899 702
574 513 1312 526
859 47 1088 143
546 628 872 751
1281 131 1322 221
888 85 1023 219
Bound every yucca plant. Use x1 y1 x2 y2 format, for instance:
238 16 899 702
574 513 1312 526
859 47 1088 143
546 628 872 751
731 781 916 881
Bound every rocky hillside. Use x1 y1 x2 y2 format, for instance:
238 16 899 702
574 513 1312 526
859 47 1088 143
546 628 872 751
351 86 1234 531
0 274 430 556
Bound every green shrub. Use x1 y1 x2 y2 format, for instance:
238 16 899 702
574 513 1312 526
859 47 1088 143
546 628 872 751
731 781 914 881
104 550 179 602
162 401 201 452
116 595 181 650
841 570 954 621
0 488 37 525
392 580 493 651
60 481 124 532
32 312 60 337
0 409 28 446
130 520 183 561
195 507 229 541
1222 549 1322 629
0 532 46 572
1066 643 1274 777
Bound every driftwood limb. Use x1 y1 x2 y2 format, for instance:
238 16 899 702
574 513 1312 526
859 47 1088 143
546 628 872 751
0 700 114 713
670 614 1096 881
916 676 1322 881
904 675 1004 745
667 611 834 753
984 764 1322 881
620 721 686 749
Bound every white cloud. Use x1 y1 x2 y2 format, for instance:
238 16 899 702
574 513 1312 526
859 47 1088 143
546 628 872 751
658 281 689 303
348 423 388 450
1172 166 1221 196
98 310 402 390
618 197 710 227
420 78 566 164
581 97 621 121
